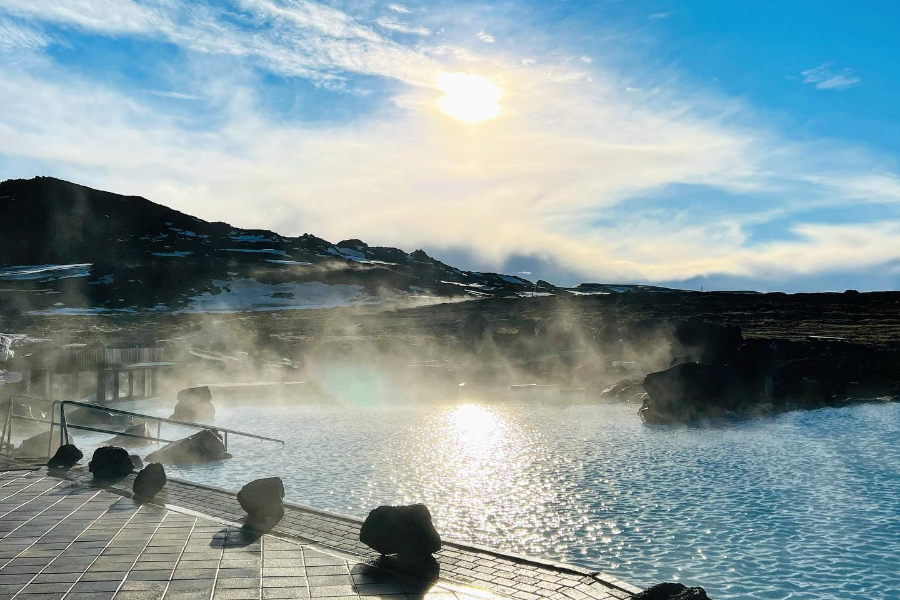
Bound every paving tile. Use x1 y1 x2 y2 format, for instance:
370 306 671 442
0 461 640 600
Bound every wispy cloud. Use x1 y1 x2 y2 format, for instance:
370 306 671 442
149 90 203 101
802 62 861 91
476 31 495 43
375 17 430 36
386 3 411 14
0 19 49 51
0 0 897 288
648 12 671 20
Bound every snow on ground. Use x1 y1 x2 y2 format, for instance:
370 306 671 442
266 260 313 265
500 274 531 285
517 291 555 297
88 274 115 285
229 233 271 242
183 279 366 313
224 248 288 256
328 246 366 261
567 290 610 296
0 264 91 281
150 251 192 257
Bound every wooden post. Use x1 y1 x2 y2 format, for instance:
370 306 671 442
112 370 120 401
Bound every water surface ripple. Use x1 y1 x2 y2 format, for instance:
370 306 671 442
91 399 899 599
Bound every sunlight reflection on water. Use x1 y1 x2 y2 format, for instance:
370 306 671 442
72 398 900 600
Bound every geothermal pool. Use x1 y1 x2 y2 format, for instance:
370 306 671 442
78 398 899 600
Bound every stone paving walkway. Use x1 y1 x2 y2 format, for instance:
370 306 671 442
0 459 639 600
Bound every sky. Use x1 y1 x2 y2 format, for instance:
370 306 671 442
1 1 899 292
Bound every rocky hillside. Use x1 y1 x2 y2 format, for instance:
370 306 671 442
0 177 556 313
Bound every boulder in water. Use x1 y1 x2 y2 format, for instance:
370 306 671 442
170 386 216 422
67 406 133 428
47 444 83 469
673 319 742 364
107 422 154 447
145 429 230 464
88 446 134 480
237 477 284 526
360 504 441 556
133 463 166 499
17 431 72 457
633 583 711 600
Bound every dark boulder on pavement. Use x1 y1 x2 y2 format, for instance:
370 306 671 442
237 477 285 526
633 582 711 600
88 446 134 479
133 463 166 499
47 444 83 469
145 429 230 464
130 454 143 470
360 504 441 556
170 386 216 422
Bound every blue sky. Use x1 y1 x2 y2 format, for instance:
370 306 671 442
1 0 899 291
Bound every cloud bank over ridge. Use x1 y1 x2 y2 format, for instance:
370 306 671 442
1 0 899 291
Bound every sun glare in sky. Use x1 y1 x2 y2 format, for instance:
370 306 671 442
436 73 503 123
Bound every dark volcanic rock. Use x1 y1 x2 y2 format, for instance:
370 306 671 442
601 378 644 400
360 504 441 556
641 362 758 422
89 446 134 479
237 477 285 526
18 431 72 457
673 319 743 364
107 422 154 447
145 429 230 464
170 386 216 422
130 454 143 470
133 463 166 499
47 444 83 469
633 582 710 600
67 406 133 428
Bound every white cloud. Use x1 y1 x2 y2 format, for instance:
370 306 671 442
580 55 592 64
386 3 411 14
0 0 165 34
476 31 495 43
649 12 671 20
149 90 203 101
0 0 898 286
375 17 430 36
802 62 860 91
0 19 49 51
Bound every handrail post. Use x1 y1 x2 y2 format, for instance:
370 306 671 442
49 400 60 458
1 399 11 452
224 430 228 451
59 403 68 448
157 421 161 445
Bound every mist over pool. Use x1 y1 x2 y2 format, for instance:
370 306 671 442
71 397 900 600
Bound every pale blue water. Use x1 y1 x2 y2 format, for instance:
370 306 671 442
73 398 900 599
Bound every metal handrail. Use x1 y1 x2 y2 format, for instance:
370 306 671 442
0 397 284 457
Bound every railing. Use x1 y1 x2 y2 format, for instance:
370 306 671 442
0 396 284 458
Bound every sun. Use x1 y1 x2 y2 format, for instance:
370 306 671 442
436 72 503 123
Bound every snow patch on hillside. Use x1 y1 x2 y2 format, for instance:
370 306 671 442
0 264 91 281
183 279 366 313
